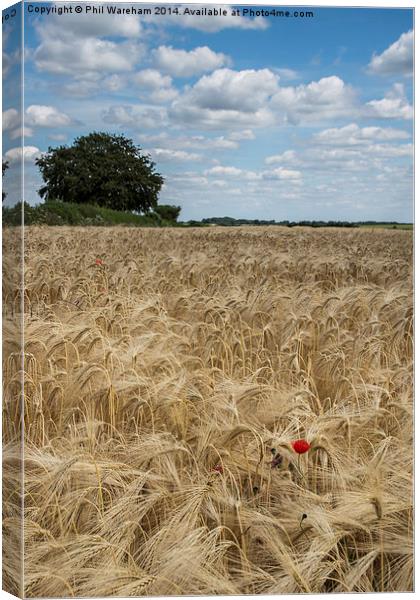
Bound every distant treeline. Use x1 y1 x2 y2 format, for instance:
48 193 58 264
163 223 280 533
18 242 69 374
195 217 411 229
2 203 412 230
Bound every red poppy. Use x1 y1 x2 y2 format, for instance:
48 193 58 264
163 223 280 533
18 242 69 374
212 464 223 474
291 439 310 454
95 258 103 266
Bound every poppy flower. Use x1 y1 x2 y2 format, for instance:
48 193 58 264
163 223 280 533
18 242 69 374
291 439 310 454
95 258 103 266
212 464 223 474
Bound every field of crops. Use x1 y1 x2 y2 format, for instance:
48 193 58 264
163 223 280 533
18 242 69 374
3 226 413 596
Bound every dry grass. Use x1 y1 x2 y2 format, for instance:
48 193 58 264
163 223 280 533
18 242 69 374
2 225 413 596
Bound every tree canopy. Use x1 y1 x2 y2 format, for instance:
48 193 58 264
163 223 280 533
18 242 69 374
35 132 164 213
154 204 181 222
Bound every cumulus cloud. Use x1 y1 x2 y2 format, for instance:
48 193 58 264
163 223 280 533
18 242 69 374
153 45 230 78
60 73 128 98
206 165 243 177
34 35 141 75
2 26 21 80
133 69 178 104
32 8 143 76
229 129 255 141
102 104 168 129
262 128 412 186
368 30 413 76
170 68 278 129
148 148 203 162
312 123 411 145
2 108 20 131
204 164 301 182
61 79 101 97
265 150 299 165
45 7 141 38
103 74 126 92
263 167 302 180
366 84 413 120
132 69 178 103
365 143 413 158
10 127 34 140
26 105 73 127
133 69 173 89
188 68 278 112
144 5 269 33
271 76 356 124
4 146 41 164
139 132 240 151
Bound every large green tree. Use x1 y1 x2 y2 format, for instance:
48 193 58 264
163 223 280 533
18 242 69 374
154 204 181 222
35 132 164 213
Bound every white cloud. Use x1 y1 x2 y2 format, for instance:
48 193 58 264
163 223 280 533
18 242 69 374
103 74 126 92
206 166 243 177
133 69 173 89
366 84 413 120
34 35 141 75
26 105 73 127
188 68 278 112
61 79 100 97
205 165 300 182
132 69 178 103
170 68 278 129
37 8 141 39
179 135 238 150
2 108 20 131
312 123 411 145
271 76 356 124
144 5 269 33
365 143 413 158
263 167 302 180
10 127 34 140
102 104 168 129
229 129 255 141
153 45 230 77
265 150 299 165
139 132 239 151
368 30 413 76
5 146 41 164
149 87 179 103
148 148 203 162
2 28 21 80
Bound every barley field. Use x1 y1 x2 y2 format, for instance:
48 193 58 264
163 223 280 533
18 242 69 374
2 226 413 596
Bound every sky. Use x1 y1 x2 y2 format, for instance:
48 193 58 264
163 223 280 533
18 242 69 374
2 2 414 221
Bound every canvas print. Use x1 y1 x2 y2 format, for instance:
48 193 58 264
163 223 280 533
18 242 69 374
2 1 414 596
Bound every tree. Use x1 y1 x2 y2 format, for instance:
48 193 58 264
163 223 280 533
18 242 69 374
2 160 9 202
154 204 181 222
35 132 164 213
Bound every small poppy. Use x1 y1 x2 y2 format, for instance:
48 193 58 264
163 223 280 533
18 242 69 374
212 464 223 474
95 258 103 266
291 439 310 454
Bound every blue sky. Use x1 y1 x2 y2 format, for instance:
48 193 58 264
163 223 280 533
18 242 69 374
2 2 414 221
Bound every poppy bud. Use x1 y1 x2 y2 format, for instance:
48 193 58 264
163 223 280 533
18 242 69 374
95 258 103 266
212 464 223 474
